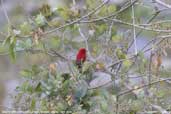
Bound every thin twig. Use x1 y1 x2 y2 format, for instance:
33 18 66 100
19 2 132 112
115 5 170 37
107 54 137 68
116 95 119 114
1 0 10 25
81 0 139 23
108 18 171 33
148 52 153 88
131 0 137 55
49 49 68 61
1 0 11 35
128 10 160 50
81 17 171 33
44 0 109 35
151 104 170 114
154 0 171 8
117 78 171 97
108 19 114 40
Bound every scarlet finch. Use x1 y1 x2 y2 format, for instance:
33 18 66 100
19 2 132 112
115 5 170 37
76 48 86 68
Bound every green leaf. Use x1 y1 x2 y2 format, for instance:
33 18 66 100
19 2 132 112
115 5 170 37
9 41 16 62
61 73 70 82
112 35 121 43
116 48 126 59
61 80 70 96
30 98 36 110
35 13 45 26
82 62 92 73
86 0 98 10
100 100 108 112
40 99 48 111
108 5 116 13
34 41 44 49
10 36 16 44
98 5 116 16
95 24 107 34
20 81 33 93
40 4 52 18
50 37 61 48
57 6 71 21
35 82 42 92
75 80 88 100
123 59 132 68
32 65 40 75
131 100 143 112
20 22 31 35
57 7 64 12
16 39 32 51
20 69 32 78
2 36 11 46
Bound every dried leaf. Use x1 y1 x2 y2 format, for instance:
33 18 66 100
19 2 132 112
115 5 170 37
49 63 57 74
95 62 105 71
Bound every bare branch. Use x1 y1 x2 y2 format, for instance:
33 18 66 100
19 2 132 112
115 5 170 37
44 0 110 35
1 0 11 35
153 0 171 8
131 0 137 55
117 78 171 97
151 104 170 114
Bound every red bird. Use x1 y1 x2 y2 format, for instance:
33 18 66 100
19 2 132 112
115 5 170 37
76 48 86 69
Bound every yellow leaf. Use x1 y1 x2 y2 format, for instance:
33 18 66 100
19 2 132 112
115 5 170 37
96 62 105 70
112 35 121 43
123 59 132 68
49 63 57 74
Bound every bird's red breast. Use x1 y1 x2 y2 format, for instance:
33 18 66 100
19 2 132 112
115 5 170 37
76 48 86 68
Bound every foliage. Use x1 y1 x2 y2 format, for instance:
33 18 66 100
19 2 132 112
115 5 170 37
1 0 171 114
